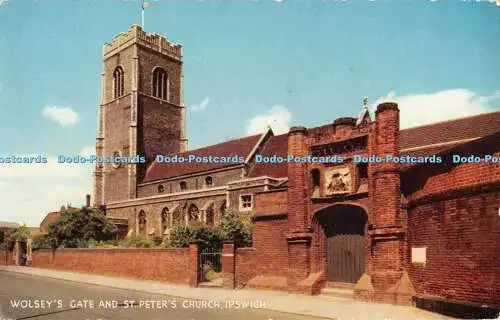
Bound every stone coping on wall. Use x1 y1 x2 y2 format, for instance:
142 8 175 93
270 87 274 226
33 248 189 252
406 181 500 208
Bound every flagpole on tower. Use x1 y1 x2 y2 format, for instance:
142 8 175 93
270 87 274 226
141 0 145 28
141 0 150 29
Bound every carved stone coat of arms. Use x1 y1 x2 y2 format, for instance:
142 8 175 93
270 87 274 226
324 167 351 195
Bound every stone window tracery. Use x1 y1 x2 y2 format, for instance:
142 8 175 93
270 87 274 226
113 66 124 98
152 67 168 100
138 210 147 236
161 207 169 232
188 204 199 221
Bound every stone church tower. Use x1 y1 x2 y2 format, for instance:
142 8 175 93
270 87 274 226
93 25 188 207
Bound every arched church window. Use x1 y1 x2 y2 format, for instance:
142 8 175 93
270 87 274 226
188 204 199 221
138 210 147 236
113 66 124 98
220 200 227 216
152 67 168 100
161 207 169 232
205 176 213 188
179 181 187 191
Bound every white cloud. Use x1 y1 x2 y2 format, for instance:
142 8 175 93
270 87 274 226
42 106 79 127
0 154 93 226
371 89 500 129
190 97 210 112
246 105 292 135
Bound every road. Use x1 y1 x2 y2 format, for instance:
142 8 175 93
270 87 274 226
0 271 328 320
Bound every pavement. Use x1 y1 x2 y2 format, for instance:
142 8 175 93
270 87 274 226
0 266 453 320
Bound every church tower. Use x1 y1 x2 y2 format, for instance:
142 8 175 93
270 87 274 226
93 25 188 207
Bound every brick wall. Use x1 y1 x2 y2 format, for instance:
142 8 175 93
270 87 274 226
0 250 9 265
255 189 287 216
227 188 290 288
405 140 500 308
406 160 500 203
252 216 289 275
235 248 259 288
407 191 500 308
31 248 190 284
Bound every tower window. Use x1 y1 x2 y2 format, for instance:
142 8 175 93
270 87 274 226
179 181 187 191
113 66 124 98
152 67 168 100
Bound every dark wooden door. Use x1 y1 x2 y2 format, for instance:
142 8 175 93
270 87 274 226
326 234 365 283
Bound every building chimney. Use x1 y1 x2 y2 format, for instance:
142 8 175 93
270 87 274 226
86 194 91 208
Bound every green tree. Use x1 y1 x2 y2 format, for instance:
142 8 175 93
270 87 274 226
9 224 31 242
47 207 117 248
216 211 252 248
0 230 4 245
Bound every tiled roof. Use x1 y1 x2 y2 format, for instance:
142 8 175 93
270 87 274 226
399 110 500 150
40 212 62 231
248 133 289 178
143 134 262 182
143 110 499 182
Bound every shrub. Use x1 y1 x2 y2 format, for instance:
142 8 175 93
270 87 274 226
169 222 222 250
118 236 156 248
168 222 194 248
88 239 119 248
153 237 163 246
202 262 220 281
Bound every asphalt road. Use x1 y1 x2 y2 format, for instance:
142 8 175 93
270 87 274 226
0 271 327 320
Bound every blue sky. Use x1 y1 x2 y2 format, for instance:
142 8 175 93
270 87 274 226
0 0 499 225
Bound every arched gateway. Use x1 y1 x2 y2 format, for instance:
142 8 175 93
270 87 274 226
315 204 368 284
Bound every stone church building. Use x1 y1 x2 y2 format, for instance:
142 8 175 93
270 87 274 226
93 25 499 308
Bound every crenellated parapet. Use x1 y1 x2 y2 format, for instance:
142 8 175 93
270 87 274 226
103 25 182 61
